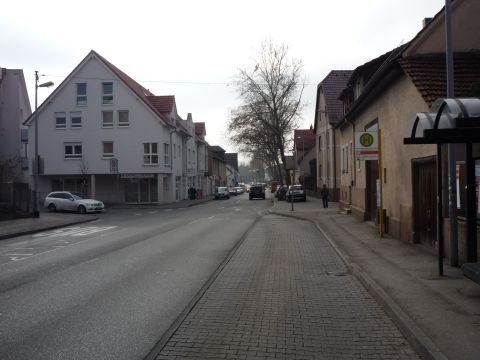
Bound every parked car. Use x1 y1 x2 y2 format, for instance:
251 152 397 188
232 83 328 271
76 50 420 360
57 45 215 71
249 185 265 200
228 187 237 196
44 191 104 214
235 187 244 195
276 185 289 200
287 185 307 202
215 187 230 200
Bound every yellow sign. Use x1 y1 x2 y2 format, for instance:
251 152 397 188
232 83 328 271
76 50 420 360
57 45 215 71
355 131 378 160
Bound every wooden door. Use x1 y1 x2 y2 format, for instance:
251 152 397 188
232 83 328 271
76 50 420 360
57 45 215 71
412 158 437 246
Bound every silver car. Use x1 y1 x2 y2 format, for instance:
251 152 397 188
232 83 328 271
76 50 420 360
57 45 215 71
44 191 105 214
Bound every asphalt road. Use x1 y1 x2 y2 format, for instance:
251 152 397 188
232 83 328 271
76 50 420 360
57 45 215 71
0 193 271 360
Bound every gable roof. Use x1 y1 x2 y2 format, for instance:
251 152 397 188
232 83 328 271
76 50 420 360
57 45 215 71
314 70 353 130
398 51 480 106
146 95 175 113
294 129 315 151
26 50 172 127
194 122 206 136
225 153 239 171
94 51 172 126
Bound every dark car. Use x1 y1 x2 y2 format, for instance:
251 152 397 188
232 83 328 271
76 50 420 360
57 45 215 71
215 187 230 200
249 185 265 200
287 185 307 202
276 185 289 200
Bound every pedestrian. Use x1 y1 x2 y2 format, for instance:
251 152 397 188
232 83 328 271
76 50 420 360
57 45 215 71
320 184 329 208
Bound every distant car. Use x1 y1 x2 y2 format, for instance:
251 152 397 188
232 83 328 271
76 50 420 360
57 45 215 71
228 187 237 196
276 185 289 200
44 191 104 214
249 185 265 200
287 185 307 202
215 187 230 200
235 187 244 195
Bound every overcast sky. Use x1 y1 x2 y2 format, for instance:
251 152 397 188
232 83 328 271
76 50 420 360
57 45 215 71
2 0 445 163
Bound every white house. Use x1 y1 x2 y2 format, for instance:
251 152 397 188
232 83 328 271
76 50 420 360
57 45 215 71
25 50 207 205
0 67 31 181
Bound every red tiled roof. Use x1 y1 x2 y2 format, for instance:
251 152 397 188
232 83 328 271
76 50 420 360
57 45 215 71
399 51 480 106
93 51 171 126
294 129 315 150
194 122 206 136
146 95 175 113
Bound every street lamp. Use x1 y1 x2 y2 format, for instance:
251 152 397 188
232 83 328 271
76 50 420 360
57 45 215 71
33 71 54 217
291 148 296 212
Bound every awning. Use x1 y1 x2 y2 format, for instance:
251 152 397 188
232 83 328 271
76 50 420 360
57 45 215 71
403 98 480 144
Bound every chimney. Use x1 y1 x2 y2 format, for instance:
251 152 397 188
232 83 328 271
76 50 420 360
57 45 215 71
422 17 433 28
187 113 193 121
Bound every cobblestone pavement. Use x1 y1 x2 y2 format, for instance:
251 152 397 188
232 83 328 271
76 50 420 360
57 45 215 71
154 214 419 359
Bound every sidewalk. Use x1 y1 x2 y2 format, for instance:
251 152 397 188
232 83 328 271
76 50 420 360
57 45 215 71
269 196 480 360
0 197 212 240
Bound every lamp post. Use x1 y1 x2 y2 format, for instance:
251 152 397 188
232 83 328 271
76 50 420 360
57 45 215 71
33 71 54 217
291 148 296 212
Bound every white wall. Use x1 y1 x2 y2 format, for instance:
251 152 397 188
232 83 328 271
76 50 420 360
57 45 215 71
29 55 173 176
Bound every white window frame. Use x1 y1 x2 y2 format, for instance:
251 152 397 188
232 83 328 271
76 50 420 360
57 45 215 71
70 111 82 129
164 143 170 166
76 83 87 106
102 82 113 105
55 112 66 129
102 111 114 128
102 141 114 158
64 142 82 159
143 142 158 165
118 110 129 127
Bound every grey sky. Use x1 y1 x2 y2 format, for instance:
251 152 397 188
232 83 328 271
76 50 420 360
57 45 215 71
1 0 445 162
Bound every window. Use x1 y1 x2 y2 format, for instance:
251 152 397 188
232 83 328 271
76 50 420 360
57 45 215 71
65 143 82 159
55 112 66 129
318 136 321 151
76 83 87 105
102 111 113 128
103 141 114 158
143 143 158 165
102 82 113 105
70 112 82 128
118 110 129 127
164 143 170 166
173 144 176 159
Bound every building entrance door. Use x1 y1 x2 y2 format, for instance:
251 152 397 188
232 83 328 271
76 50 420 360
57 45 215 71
124 177 158 203
412 157 437 246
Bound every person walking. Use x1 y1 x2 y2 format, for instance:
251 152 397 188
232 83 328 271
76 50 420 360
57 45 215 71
320 184 329 208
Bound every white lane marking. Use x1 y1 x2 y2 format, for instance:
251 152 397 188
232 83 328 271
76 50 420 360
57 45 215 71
5 253 33 256
148 211 158 214
135 213 142 216
33 226 117 238
0 226 126 267
164 209 173 212
188 215 215 224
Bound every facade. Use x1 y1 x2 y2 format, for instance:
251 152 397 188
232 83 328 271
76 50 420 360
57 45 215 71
0 68 31 180
294 129 316 190
225 153 239 187
334 0 480 263
313 70 352 200
24 50 211 205
208 146 227 191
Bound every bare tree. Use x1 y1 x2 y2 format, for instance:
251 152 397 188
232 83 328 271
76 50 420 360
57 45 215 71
228 40 304 185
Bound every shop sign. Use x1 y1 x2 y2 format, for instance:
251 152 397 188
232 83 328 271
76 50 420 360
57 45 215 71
355 131 378 160
120 173 155 179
